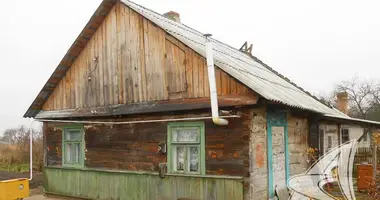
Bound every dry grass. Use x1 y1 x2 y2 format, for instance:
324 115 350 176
0 141 43 172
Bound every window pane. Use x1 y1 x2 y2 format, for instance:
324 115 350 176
342 129 350 143
65 130 81 141
189 147 199 172
327 136 332 148
176 146 185 171
65 143 80 163
172 128 199 142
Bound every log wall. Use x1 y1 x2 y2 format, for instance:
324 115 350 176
45 109 251 177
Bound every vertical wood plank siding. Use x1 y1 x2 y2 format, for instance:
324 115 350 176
44 167 243 200
42 2 255 111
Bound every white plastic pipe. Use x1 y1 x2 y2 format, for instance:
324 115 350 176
37 115 240 125
205 34 228 126
29 120 34 181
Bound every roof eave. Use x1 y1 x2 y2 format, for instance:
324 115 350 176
23 0 118 118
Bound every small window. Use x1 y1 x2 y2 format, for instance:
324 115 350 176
363 132 368 142
167 122 205 174
327 136 332 149
341 129 350 143
63 127 84 168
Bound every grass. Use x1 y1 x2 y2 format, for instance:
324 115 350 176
0 163 30 172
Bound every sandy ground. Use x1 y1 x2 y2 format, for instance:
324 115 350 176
26 188 79 200
26 195 61 200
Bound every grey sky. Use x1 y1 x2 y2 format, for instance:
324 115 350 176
1 0 379 134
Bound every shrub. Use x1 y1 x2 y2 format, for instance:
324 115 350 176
0 125 43 172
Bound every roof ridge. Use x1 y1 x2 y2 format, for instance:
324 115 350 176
250 55 333 108
247 54 334 108
123 0 339 113
123 0 331 105
24 0 347 118
122 0 256 61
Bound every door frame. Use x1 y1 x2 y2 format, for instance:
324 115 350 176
267 110 289 198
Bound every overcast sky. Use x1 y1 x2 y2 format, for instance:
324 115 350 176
0 0 379 134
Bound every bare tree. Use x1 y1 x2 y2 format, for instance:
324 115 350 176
334 76 375 119
0 125 44 171
319 76 380 121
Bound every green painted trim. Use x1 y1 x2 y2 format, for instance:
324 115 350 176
62 124 85 168
267 110 289 198
43 166 243 180
167 123 173 173
61 124 85 129
45 166 160 176
267 125 274 197
167 121 205 175
284 125 290 184
200 125 206 175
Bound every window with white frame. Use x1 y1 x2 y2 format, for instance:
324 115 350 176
63 127 84 168
167 122 205 175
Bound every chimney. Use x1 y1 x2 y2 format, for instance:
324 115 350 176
163 11 181 23
336 92 349 115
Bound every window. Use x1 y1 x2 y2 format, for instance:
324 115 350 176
327 136 332 149
363 132 368 142
167 122 205 175
341 129 350 143
62 126 84 168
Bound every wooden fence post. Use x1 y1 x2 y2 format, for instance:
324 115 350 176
373 145 377 179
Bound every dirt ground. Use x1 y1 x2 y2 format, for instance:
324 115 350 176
0 170 43 189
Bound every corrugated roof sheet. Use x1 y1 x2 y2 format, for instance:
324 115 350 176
24 0 380 126
121 0 348 118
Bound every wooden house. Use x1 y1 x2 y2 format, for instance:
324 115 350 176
24 0 380 199
313 92 375 157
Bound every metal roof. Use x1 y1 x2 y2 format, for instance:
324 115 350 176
121 0 348 118
24 0 380 126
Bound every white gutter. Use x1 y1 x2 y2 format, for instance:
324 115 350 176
204 34 228 126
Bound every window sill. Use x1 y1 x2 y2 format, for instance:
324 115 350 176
165 173 243 180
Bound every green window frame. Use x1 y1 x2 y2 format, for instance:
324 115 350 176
167 121 205 175
62 125 85 168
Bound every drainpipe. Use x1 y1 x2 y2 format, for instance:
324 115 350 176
29 120 35 181
204 34 228 126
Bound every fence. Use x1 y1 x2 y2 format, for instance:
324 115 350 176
353 147 380 176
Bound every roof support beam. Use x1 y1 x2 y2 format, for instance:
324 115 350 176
35 95 258 119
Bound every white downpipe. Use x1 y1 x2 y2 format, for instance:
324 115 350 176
205 34 228 126
29 120 35 181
